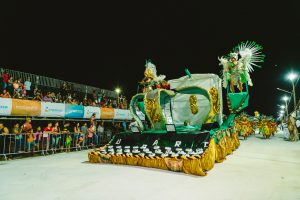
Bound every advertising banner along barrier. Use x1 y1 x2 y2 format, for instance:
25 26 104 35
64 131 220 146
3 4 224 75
83 106 101 119
0 98 12 116
41 102 65 118
11 99 41 116
100 108 115 119
65 104 84 118
114 109 132 120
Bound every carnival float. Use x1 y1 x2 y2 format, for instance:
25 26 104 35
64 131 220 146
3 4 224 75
88 41 266 176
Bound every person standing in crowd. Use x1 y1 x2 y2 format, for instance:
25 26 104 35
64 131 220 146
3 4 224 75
2 70 9 90
13 123 23 153
87 124 95 146
96 121 104 145
7 77 14 96
0 122 9 154
27 130 35 154
61 122 71 152
90 113 96 127
52 122 61 152
92 90 97 102
65 132 72 153
0 71 2 90
74 122 82 150
13 79 20 98
80 122 88 147
24 78 31 98
21 118 33 134
97 91 103 106
43 122 53 153
34 126 43 151
21 82 27 99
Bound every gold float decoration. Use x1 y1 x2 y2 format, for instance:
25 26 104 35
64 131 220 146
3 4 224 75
144 98 161 124
189 95 199 114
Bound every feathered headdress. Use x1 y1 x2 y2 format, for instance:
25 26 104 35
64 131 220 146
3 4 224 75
231 41 266 73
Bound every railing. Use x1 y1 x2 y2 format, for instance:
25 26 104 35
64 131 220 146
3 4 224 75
0 132 113 160
0 67 118 98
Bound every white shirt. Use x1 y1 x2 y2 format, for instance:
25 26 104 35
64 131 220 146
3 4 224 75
97 125 104 133
296 120 300 128
129 121 138 129
24 81 31 91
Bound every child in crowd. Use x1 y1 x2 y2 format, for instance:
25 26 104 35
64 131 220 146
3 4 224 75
27 131 35 153
34 126 43 151
65 133 72 152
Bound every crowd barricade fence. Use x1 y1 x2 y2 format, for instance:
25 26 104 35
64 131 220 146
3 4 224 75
0 132 111 161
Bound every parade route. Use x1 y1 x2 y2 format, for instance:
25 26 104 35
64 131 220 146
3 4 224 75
0 132 300 200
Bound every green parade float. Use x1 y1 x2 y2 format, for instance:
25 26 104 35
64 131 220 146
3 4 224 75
88 41 265 176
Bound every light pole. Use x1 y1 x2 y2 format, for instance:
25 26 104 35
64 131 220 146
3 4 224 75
282 96 289 119
287 73 298 117
276 87 293 95
115 88 121 105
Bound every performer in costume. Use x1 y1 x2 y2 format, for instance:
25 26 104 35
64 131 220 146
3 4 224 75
140 60 166 93
260 116 271 139
218 41 265 93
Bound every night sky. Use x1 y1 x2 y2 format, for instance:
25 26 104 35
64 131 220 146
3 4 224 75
1 1 299 116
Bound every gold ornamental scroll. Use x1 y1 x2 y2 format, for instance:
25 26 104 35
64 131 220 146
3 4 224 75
144 90 163 129
205 87 220 123
189 95 198 114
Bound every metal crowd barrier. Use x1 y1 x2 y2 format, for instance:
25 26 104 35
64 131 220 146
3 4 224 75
0 132 112 160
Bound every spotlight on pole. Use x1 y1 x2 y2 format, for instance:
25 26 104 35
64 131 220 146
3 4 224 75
280 105 285 109
115 88 121 94
282 96 289 102
287 73 297 81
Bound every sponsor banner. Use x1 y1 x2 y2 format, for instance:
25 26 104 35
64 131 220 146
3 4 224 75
41 102 65 118
0 98 12 116
83 106 101 119
65 104 84 118
100 108 115 119
114 109 132 120
11 99 41 116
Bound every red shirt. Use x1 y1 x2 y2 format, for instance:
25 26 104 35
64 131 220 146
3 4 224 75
44 127 53 132
3 73 9 83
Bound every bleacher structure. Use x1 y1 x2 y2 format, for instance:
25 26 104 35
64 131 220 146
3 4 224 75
0 67 117 98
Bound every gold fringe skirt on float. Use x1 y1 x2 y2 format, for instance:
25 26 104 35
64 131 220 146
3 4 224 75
88 132 240 176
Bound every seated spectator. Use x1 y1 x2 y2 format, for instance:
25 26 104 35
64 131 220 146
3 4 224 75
33 89 43 101
42 92 54 102
0 89 11 98
55 92 62 103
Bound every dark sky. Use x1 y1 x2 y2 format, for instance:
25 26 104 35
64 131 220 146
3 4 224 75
1 1 300 116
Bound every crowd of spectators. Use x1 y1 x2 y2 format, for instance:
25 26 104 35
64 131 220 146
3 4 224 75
0 70 128 109
0 118 127 156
